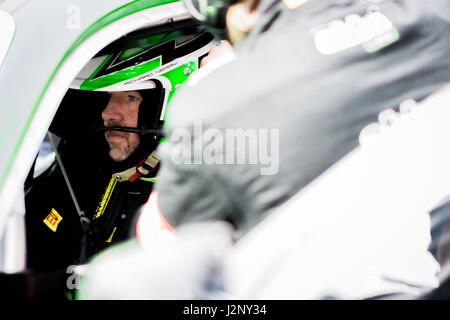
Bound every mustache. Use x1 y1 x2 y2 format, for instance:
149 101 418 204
104 122 129 137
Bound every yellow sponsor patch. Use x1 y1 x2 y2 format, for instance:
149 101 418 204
43 208 63 232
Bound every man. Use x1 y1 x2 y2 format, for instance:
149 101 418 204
22 88 160 299
153 0 450 238
3 28 219 299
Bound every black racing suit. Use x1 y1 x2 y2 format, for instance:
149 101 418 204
8 90 158 299
154 0 450 238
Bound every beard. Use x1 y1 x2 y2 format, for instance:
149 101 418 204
105 124 140 162
107 138 139 162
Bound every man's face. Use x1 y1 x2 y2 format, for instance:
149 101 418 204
101 91 142 162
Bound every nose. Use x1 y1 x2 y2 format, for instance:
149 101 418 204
102 94 123 124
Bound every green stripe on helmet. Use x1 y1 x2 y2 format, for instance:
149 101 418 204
159 60 198 120
80 56 162 91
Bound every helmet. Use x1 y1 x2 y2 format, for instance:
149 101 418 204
71 24 219 138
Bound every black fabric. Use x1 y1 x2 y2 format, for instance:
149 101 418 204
85 178 153 258
0 269 75 300
429 195 450 269
138 87 165 129
0 271 31 300
155 0 450 238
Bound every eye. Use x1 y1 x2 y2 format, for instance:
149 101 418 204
128 95 140 103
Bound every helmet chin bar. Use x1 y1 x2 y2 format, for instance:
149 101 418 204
93 123 165 138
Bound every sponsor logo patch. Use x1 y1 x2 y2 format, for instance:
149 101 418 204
312 6 399 55
43 208 63 232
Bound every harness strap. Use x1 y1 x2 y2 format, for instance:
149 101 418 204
112 150 159 182
47 132 90 231
93 150 158 220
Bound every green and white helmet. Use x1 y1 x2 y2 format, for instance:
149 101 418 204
71 26 219 130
